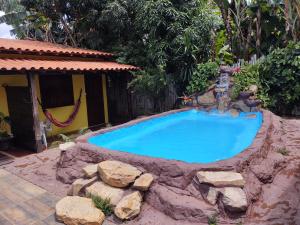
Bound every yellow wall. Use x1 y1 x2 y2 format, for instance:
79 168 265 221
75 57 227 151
36 74 89 136
0 75 28 133
0 74 90 136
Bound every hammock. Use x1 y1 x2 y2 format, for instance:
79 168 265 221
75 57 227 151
38 89 82 128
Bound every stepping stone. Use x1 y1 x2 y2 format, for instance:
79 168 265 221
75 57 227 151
133 173 154 191
56 196 105 225
196 171 245 187
86 181 124 206
98 161 142 188
83 164 98 178
69 176 98 196
221 187 247 212
59 142 75 151
114 191 142 220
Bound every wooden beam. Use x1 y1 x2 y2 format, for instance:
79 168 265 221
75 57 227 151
102 73 109 124
27 72 44 152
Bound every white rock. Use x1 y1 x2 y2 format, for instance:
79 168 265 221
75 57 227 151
83 164 98 178
69 177 98 196
222 187 248 212
196 171 245 187
133 173 154 191
56 196 105 225
114 191 142 220
86 181 124 206
249 85 258 94
98 161 142 188
59 142 76 151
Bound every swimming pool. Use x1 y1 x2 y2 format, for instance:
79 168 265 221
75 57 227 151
88 110 263 163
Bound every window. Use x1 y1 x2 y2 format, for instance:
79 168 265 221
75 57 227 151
39 73 74 108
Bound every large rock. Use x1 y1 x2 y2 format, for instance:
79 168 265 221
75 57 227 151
83 164 98 178
133 173 154 191
231 100 251 112
196 171 245 187
114 191 143 220
69 177 98 196
56 196 105 225
221 187 248 212
98 161 142 188
197 90 216 106
86 181 124 206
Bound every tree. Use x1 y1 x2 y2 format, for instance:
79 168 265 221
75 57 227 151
1 0 219 100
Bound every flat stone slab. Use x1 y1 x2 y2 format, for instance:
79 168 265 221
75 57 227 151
222 187 247 212
196 171 245 187
133 173 154 191
83 164 98 178
56 196 105 225
98 161 142 188
114 191 142 220
86 181 124 206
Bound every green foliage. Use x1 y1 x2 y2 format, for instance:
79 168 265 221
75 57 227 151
186 61 219 95
92 195 113 216
128 68 167 112
259 42 300 115
0 112 11 139
217 45 234 65
208 213 218 225
58 134 71 143
78 127 90 135
232 64 270 107
277 147 289 156
1 0 219 97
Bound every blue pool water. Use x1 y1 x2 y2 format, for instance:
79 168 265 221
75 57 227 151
88 110 263 163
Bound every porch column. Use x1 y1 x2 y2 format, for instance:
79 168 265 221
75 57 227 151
101 73 109 124
27 72 44 152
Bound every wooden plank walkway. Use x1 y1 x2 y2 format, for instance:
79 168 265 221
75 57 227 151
0 169 62 225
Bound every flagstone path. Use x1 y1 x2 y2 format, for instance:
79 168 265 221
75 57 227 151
0 169 63 225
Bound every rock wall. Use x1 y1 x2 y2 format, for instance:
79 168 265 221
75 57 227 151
56 109 300 224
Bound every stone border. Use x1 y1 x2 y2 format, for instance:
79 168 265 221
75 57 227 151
75 108 272 189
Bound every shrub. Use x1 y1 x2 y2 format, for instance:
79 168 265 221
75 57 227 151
277 147 289 156
259 42 300 115
92 195 113 216
231 64 270 107
186 61 219 95
208 213 218 225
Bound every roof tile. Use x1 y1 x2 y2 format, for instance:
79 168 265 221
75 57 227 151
0 58 138 72
0 38 113 57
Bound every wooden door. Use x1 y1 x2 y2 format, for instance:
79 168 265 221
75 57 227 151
84 74 105 129
5 86 36 150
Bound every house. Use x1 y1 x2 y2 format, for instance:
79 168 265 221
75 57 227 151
0 38 138 152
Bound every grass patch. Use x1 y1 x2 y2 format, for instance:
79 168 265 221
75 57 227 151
208 214 218 225
277 147 289 156
92 195 113 216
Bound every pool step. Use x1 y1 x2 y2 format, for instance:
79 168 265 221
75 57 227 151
146 183 217 223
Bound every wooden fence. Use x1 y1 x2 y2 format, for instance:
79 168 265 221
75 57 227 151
131 84 178 117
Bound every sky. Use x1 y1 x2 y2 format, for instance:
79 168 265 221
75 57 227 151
0 11 15 39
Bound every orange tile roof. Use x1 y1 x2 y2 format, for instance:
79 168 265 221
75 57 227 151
0 58 138 72
0 38 113 57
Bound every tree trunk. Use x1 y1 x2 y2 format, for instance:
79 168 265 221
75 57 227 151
284 0 291 42
256 7 262 57
217 1 233 49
